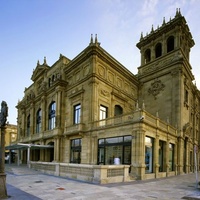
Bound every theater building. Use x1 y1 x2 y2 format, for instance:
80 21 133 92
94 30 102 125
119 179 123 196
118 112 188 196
9 9 200 183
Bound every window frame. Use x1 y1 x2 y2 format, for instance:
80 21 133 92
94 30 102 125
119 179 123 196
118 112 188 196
48 101 56 130
36 108 42 133
74 104 81 124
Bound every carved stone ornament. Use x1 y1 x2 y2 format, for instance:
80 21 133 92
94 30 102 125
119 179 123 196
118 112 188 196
148 79 165 99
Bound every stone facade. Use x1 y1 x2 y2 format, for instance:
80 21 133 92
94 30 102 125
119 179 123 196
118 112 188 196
13 10 200 182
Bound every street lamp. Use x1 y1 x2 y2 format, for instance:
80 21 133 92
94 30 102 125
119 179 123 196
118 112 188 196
0 101 8 199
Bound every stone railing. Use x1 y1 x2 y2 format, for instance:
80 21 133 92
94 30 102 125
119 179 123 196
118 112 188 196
30 161 131 184
92 110 177 135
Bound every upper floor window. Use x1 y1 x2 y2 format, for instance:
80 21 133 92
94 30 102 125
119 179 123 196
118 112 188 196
144 49 151 63
74 104 81 124
36 108 42 133
167 36 175 53
27 114 30 136
48 101 56 130
100 105 108 126
184 89 189 104
100 105 108 120
114 105 123 116
155 43 162 58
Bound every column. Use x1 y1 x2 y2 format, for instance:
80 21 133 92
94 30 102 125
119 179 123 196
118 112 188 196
130 130 145 180
56 86 63 128
0 127 7 198
41 96 46 132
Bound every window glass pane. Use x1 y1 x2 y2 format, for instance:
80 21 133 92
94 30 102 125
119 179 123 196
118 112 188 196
124 136 132 142
145 136 153 173
169 143 174 171
159 140 164 172
74 104 81 124
98 136 131 165
106 137 123 144
124 146 131 164
100 105 107 120
70 139 81 164
98 147 104 164
99 139 105 145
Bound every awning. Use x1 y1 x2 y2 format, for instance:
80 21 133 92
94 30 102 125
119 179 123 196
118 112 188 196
5 143 54 150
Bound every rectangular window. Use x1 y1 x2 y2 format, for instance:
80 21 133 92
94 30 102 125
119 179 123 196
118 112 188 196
145 136 154 173
169 143 174 171
74 104 81 124
99 105 108 126
70 139 81 163
98 136 131 165
159 140 165 172
184 89 189 103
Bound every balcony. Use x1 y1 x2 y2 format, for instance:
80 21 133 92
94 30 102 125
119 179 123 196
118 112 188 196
64 123 85 136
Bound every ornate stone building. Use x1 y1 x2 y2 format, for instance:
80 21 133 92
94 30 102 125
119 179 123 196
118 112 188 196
10 9 200 183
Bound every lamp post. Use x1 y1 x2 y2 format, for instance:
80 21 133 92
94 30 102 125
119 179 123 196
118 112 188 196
0 101 8 199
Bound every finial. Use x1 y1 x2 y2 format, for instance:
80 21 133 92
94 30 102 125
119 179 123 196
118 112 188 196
95 34 98 44
175 8 178 17
44 56 46 65
179 8 182 16
142 100 145 110
162 17 166 25
140 32 143 41
156 111 159 118
90 34 93 44
151 25 154 33
37 60 40 66
59 54 63 59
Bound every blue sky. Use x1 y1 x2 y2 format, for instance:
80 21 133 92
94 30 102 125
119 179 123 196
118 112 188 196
1 0 200 125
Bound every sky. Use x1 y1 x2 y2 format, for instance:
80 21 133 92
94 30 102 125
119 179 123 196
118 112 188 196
1 0 200 125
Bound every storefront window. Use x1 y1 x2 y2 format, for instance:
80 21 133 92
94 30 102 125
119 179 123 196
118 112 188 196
145 136 154 173
159 140 165 172
70 139 81 163
169 143 174 171
98 136 131 165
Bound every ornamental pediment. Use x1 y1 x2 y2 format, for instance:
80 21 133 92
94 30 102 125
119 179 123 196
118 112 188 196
31 61 50 82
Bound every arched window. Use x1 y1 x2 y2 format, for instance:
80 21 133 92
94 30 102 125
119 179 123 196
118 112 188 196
167 36 175 53
155 43 162 58
114 105 123 116
36 108 42 133
27 114 30 136
48 101 56 130
144 49 151 63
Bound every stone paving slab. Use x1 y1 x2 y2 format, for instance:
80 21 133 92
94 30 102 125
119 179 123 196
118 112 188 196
3 165 200 200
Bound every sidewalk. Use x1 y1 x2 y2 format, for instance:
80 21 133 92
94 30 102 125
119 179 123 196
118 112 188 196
3 164 200 200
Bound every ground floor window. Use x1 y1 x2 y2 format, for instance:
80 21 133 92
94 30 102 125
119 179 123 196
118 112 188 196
70 138 81 164
169 143 174 171
98 136 131 165
145 136 154 173
159 140 165 172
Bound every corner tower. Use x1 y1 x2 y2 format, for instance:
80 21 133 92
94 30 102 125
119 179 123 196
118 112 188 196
137 9 195 131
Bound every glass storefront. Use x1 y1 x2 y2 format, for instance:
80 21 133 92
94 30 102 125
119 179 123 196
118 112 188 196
145 136 154 173
98 136 131 165
70 139 81 163
169 143 174 171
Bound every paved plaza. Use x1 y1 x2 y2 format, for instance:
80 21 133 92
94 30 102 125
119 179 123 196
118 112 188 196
2 165 200 200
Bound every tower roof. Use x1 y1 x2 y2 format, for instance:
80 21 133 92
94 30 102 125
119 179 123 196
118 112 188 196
136 9 195 49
